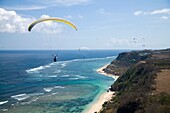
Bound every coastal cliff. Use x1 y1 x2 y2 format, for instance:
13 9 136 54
101 49 170 113
103 50 151 76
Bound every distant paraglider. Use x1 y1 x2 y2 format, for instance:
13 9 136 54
52 54 58 62
28 17 77 32
142 45 145 47
129 37 146 48
129 38 137 46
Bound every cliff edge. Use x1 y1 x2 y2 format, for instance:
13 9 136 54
101 49 170 113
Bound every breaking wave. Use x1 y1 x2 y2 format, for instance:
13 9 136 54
26 65 51 73
26 56 116 74
11 93 30 101
44 86 65 92
11 93 44 101
69 78 79 80
0 100 8 105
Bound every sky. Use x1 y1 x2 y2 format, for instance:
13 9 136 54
0 0 170 50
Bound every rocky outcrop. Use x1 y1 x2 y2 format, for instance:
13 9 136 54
103 50 151 76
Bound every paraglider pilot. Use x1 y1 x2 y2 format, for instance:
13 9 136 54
53 54 58 62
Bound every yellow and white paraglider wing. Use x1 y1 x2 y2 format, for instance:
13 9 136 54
28 18 77 32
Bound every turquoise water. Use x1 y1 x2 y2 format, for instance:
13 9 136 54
0 50 124 113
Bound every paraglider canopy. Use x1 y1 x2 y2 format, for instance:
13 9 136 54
27 17 77 62
28 17 77 32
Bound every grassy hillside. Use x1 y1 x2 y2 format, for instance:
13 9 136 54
101 49 170 113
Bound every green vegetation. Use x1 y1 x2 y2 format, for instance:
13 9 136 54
101 49 170 113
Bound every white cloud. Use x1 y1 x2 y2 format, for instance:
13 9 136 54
0 8 33 33
161 16 168 20
0 8 64 34
134 11 142 16
40 15 50 18
134 8 170 20
5 6 46 11
35 15 64 34
150 8 170 15
97 8 111 15
64 15 84 19
134 8 170 16
42 0 92 6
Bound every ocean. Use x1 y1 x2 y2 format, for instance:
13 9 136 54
0 50 127 113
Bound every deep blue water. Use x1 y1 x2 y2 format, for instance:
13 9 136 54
0 50 127 113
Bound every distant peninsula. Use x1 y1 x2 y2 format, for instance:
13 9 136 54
100 48 170 113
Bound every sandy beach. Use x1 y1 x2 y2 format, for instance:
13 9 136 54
86 64 119 113
86 91 115 113
96 64 119 80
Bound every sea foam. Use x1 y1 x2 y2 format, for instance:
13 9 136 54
54 86 65 89
26 56 115 74
47 75 58 78
44 87 54 92
44 86 65 92
26 64 51 73
11 94 30 101
61 74 70 77
69 78 79 80
20 97 39 105
0 100 8 105
75 75 88 79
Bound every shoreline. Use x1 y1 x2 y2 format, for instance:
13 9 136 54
96 64 119 80
86 64 119 113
